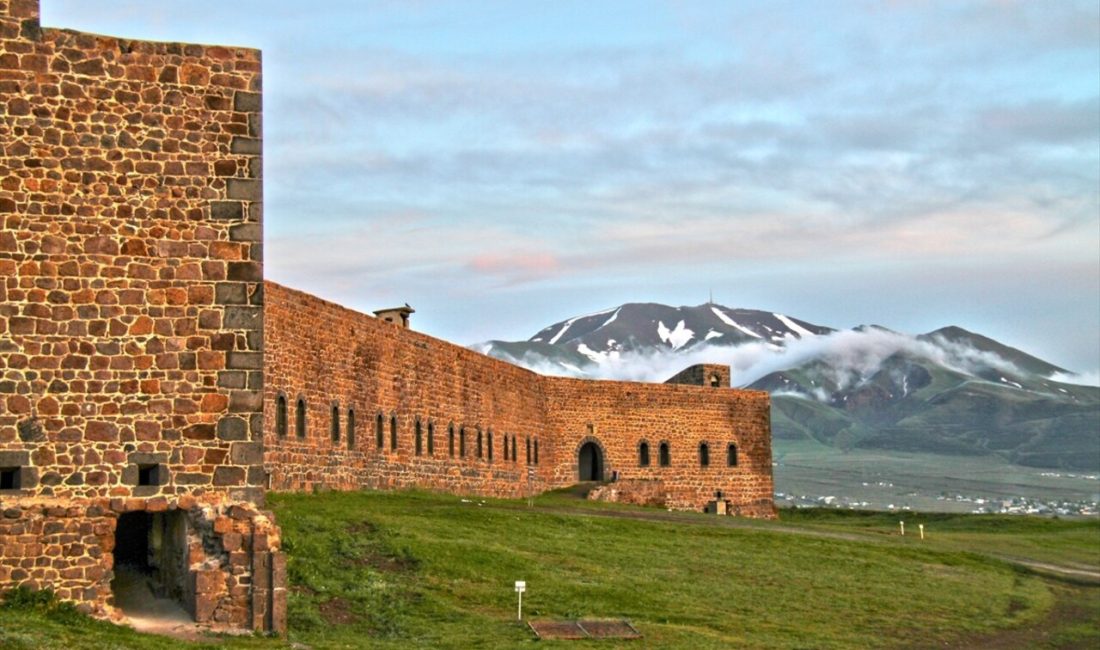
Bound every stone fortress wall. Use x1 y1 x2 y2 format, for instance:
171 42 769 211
264 283 775 519
0 0 774 635
0 0 284 632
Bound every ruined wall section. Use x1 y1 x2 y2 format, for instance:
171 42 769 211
543 377 775 517
264 282 552 498
0 0 265 504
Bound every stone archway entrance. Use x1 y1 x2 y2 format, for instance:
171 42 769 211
578 441 604 482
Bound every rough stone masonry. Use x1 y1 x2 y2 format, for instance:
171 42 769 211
0 0 773 634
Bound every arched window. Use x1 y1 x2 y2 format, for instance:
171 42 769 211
427 422 435 455
525 437 531 464
534 439 539 464
347 409 355 449
638 441 650 466
709 374 721 387
295 397 306 439
459 426 467 457
727 443 738 467
487 429 494 462
502 435 509 461
512 435 518 462
699 442 710 467
415 418 423 456
659 442 670 467
275 394 287 438
448 423 455 457
390 414 398 451
477 428 483 459
331 404 340 443
375 413 384 449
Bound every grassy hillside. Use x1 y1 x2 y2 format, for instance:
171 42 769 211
1 490 1098 649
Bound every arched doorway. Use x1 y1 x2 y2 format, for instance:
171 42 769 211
578 441 604 481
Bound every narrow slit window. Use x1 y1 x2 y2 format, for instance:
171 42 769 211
525 437 531 464
459 427 467 457
295 398 306 439
699 442 710 467
659 442 670 467
638 441 650 467
502 435 509 462
477 429 483 459
331 404 340 443
376 413 384 449
415 418 423 456
512 435 518 462
487 430 494 462
347 409 355 449
390 414 398 451
427 422 435 455
534 439 539 464
276 394 287 438
727 443 738 467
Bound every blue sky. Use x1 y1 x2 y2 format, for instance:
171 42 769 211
45 1 1100 372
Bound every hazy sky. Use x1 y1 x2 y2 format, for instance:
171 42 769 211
45 1 1099 372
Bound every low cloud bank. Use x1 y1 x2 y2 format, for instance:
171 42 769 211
500 328 1032 392
1050 370 1100 387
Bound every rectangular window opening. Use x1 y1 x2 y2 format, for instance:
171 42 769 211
0 467 20 490
138 463 161 487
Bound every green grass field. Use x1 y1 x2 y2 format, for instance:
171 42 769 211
1 489 1097 649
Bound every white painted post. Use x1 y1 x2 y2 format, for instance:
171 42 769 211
919 524 924 540
515 580 526 620
899 520 905 536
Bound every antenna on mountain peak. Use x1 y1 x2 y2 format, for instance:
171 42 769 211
708 289 713 305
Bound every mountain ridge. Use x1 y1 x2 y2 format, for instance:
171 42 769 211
479 301 1099 472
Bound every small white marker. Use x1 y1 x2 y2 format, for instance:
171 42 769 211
899 520 905 536
919 524 925 540
515 580 526 620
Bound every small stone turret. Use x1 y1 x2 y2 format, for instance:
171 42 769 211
664 364 731 388
374 304 415 329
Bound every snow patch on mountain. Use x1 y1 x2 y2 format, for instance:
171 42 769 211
710 306 763 339
657 320 694 350
545 306 616 345
705 329 723 341
775 313 816 338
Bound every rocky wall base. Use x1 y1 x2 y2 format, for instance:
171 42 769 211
0 494 286 634
589 479 777 519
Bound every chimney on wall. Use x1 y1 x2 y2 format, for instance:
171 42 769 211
373 304 415 329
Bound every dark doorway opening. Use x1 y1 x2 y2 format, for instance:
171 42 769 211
112 511 193 627
114 512 153 572
578 442 604 482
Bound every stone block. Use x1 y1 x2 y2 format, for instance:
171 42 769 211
227 179 261 202
210 201 244 220
233 91 261 112
218 417 249 441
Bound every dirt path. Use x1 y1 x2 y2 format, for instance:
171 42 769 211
946 583 1100 649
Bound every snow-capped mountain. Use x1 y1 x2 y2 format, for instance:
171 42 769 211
477 303 1100 472
488 302 831 368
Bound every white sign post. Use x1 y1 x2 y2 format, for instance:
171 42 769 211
515 580 526 620
919 524 925 540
